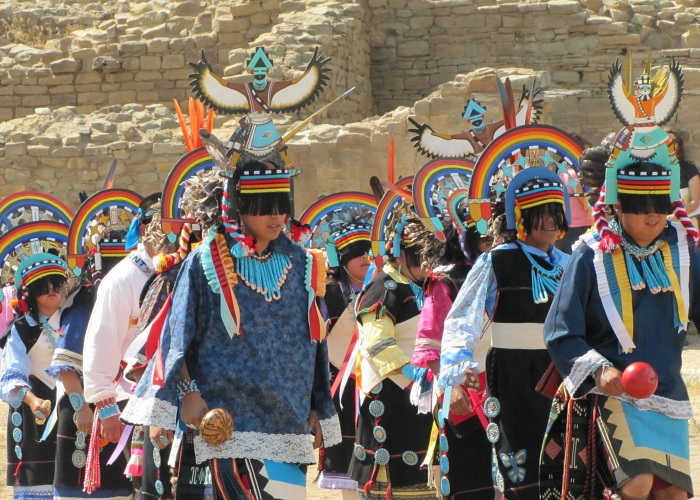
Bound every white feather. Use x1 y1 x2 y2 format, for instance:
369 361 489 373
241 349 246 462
609 72 636 126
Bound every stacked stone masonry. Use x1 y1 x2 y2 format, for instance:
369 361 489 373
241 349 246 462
1 0 700 213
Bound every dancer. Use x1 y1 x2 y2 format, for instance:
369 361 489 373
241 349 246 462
440 166 572 499
542 57 699 500
410 219 494 499
49 268 133 499
0 253 70 500
348 188 436 499
298 193 376 498
121 156 340 499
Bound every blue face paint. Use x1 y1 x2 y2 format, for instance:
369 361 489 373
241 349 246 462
471 115 486 133
462 99 488 133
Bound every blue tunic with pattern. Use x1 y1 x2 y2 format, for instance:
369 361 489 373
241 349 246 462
121 233 340 464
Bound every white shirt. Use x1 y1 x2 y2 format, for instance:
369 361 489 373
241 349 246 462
83 246 154 403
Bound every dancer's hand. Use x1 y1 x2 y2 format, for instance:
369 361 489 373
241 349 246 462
462 367 481 391
75 405 93 434
448 385 473 415
29 396 50 418
100 414 124 443
594 365 624 396
181 392 209 431
308 410 323 449
150 427 174 450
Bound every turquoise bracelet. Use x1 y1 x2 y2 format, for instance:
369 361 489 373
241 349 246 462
68 392 85 412
10 388 28 409
590 360 613 379
97 403 120 421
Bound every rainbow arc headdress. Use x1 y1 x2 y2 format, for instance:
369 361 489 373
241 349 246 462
464 124 583 235
370 176 415 266
0 190 73 233
66 189 143 275
0 221 69 286
413 157 475 239
299 191 377 268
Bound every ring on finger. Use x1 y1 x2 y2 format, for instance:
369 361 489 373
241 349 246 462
159 435 169 446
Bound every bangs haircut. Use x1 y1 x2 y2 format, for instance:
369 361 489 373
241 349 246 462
618 192 673 216
228 167 291 217
615 161 674 216
339 239 371 268
237 191 291 216
26 274 67 319
521 202 569 235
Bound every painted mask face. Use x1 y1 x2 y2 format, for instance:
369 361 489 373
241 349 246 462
470 114 485 132
635 83 651 98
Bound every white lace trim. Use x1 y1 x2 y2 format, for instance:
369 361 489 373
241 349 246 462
120 393 178 430
564 349 608 396
565 350 692 419
594 391 693 419
320 413 342 447
193 431 316 464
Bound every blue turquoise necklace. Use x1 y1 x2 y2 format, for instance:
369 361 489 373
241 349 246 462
234 250 292 302
409 281 425 310
39 315 63 349
610 219 671 294
519 244 563 304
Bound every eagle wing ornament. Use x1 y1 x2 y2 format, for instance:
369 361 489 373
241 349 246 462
653 59 683 126
608 58 637 126
407 118 478 159
269 47 332 113
189 51 251 115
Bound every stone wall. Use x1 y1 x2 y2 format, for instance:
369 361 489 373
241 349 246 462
2 0 700 214
368 0 700 114
0 0 372 123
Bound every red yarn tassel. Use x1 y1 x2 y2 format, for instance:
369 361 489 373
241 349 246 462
83 410 102 493
672 200 700 244
364 464 379 495
385 465 391 500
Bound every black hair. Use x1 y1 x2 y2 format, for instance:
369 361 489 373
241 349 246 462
521 202 569 235
462 226 491 262
101 256 123 276
339 239 371 268
664 127 685 161
579 146 609 206
229 162 291 217
138 192 162 224
616 162 673 216
618 193 673 216
25 274 67 320
326 239 371 294
388 242 422 269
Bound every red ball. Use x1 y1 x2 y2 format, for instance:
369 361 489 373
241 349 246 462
621 362 658 399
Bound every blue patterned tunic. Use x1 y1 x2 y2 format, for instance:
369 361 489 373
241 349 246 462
121 233 340 464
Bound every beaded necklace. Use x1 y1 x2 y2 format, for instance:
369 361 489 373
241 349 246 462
610 218 672 294
39 315 64 348
518 243 564 304
408 281 425 310
234 249 292 302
